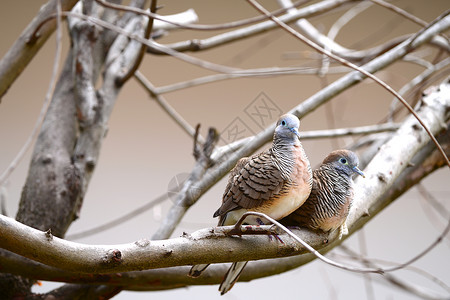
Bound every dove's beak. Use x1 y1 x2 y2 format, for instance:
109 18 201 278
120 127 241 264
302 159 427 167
353 166 365 178
290 127 301 139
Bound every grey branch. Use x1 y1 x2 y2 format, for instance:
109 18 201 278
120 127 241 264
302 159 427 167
0 0 78 100
148 0 350 53
134 71 203 142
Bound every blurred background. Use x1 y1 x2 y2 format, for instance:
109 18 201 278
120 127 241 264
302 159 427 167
0 0 449 299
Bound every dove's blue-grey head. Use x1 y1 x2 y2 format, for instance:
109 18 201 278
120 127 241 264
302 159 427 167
323 150 365 178
273 114 301 146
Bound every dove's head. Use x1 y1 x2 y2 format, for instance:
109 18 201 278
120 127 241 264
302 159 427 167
323 150 365 178
274 114 301 142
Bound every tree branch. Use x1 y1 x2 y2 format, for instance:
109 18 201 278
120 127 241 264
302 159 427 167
0 0 78 100
95 0 311 31
134 71 204 142
116 0 157 85
148 0 351 54
151 126 219 240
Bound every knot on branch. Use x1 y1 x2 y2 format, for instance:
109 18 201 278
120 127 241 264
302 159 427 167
135 239 150 247
103 249 122 264
45 229 53 241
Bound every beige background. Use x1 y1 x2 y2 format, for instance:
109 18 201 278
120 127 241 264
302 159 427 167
0 0 449 299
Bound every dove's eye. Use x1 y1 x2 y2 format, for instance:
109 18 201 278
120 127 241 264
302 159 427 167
281 120 287 126
340 158 347 164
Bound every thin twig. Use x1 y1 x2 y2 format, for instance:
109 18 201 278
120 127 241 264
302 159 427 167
134 71 205 143
66 193 168 240
388 58 450 122
230 212 385 274
232 210 450 274
212 123 400 163
369 0 429 27
29 11 240 74
320 1 373 75
0 0 78 99
358 229 376 300
247 0 450 168
0 0 64 187
95 0 313 31
153 66 350 94
153 0 352 54
337 246 450 300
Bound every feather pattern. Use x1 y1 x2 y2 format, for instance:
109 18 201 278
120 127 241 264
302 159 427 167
281 149 364 235
189 114 312 285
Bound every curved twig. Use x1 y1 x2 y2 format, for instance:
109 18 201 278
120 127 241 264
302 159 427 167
230 211 383 274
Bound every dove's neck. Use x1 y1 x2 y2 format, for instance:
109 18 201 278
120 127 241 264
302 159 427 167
317 164 353 207
271 137 299 180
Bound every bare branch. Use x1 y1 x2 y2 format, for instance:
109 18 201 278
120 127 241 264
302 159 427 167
149 0 351 53
66 194 168 241
134 71 204 142
116 0 157 85
95 0 312 31
0 0 78 99
277 0 449 61
151 126 219 240
212 123 400 163
369 0 429 28
338 245 450 300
